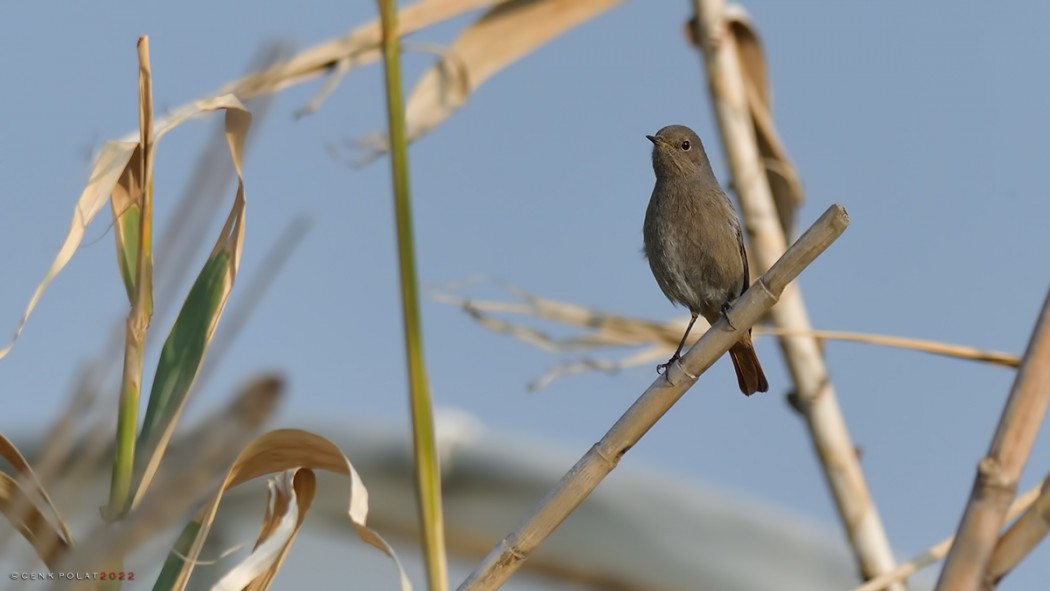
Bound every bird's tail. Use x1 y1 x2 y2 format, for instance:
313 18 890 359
728 331 768 396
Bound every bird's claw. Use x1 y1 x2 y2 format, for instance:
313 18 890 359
657 354 681 375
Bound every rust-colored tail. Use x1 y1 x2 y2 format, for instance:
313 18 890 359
728 331 768 396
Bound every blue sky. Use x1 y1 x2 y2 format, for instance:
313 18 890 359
2 1 1049 589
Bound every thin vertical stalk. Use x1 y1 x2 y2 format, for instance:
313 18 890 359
936 289 1050 590
689 2 903 588
375 2 449 590
108 36 155 519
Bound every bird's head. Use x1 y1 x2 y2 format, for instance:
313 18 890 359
647 124 711 178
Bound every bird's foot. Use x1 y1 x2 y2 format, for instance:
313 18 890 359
657 354 698 382
657 354 681 375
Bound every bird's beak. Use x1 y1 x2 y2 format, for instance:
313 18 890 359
646 135 659 146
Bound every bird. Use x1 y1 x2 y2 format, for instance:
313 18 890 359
642 124 768 395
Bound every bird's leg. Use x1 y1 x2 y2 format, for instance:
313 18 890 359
658 312 699 374
720 302 737 330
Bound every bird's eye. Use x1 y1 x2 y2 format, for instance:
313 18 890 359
681 140 691 150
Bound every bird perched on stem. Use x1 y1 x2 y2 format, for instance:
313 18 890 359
643 124 768 395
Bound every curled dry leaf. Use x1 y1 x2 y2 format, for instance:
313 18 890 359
48 375 283 589
169 429 411 591
211 469 316 591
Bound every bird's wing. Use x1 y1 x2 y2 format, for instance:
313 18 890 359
736 223 750 298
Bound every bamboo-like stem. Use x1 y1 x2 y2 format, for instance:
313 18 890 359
688 2 902 587
457 204 850 591
108 36 155 520
375 2 449 590
984 475 1050 588
935 289 1050 590
855 482 1044 591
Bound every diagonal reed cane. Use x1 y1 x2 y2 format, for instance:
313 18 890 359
458 204 850 590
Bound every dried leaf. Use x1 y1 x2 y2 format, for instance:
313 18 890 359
52 376 283 588
362 0 622 157
0 434 74 546
0 141 137 359
211 470 316 591
0 433 73 567
243 0 506 110
0 474 70 569
168 429 410 591
0 95 249 360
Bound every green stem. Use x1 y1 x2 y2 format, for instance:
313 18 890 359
108 35 155 531
375 2 448 590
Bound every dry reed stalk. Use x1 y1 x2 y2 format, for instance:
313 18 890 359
757 328 1019 369
984 475 1050 588
855 482 1043 591
935 289 1050 590
434 289 1021 390
689 1 902 587
457 204 850 591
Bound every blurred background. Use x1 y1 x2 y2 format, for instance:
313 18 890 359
1 1 1048 589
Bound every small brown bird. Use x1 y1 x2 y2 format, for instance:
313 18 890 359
643 124 768 395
